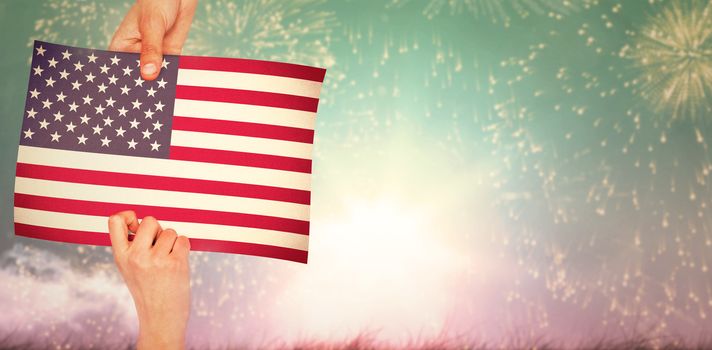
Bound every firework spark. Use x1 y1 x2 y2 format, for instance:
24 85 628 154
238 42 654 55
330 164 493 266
32 0 128 48
185 0 337 69
388 0 582 23
184 0 341 108
625 0 712 119
473 1 712 337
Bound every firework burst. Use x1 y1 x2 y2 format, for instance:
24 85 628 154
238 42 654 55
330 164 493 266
471 1 712 336
625 0 712 119
32 0 128 48
185 0 337 69
387 0 583 23
184 0 341 109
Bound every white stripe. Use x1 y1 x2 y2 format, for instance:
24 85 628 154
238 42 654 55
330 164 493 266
177 69 323 99
15 177 310 221
171 130 313 160
173 99 316 130
17 146 311 191
14 208 308 251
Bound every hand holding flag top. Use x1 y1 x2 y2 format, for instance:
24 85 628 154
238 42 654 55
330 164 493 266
109 0 198 81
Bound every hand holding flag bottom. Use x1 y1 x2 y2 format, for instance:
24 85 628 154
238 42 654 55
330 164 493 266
14 41 326 263
108 211 191 349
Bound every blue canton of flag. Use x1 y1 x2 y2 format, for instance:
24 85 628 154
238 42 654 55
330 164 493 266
22 41 179 158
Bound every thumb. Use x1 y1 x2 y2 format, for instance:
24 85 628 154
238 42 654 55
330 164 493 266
108 210 139 255
139 10 166 81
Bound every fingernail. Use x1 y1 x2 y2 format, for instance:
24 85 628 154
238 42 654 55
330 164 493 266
142 63 157 75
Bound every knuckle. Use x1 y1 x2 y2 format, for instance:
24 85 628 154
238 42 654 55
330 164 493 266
127 249 140 261
164 231 178 241
128 251 150 269
127 257 141 269
153 257 166 268
157 257 177 269
141 216 158 228
177 235 190 246
156 229 174 242
168 258 180 268
138 259 153 270
164 233 177 243
108 214 121 225
173 257 188 270
141 43 161 56
163 228 177 236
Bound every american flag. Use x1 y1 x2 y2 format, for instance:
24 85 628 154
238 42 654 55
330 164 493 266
14 41 325 263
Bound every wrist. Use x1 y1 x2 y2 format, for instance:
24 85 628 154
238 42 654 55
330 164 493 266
136 305 188 350
137 318 186 350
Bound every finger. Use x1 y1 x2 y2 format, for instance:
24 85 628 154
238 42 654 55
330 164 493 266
162 0 198 54
138 7 167 80
171 235 191 260
112 41 142 54
154 228 178 256
108 210 138 254
109 4 141 52
133 216 162 250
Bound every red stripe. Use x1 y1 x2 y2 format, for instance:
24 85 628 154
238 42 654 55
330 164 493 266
189 238 307 263
14 223 308 263
16 163 310 205
175 85 320 113
178 55 325 83
15 223 111 246
14 193 310 235
172 116 315 144
170 146 312 173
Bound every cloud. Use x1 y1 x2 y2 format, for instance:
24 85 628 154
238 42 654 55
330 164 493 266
0 244 136 348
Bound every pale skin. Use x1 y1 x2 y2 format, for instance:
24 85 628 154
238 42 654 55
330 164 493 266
109 0 198 81
108 212 191 350
108 2 197 349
